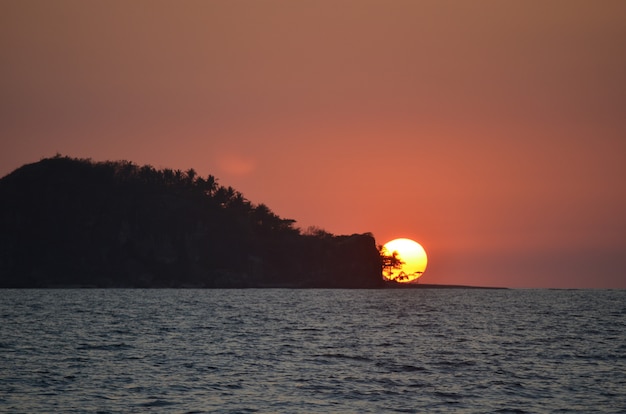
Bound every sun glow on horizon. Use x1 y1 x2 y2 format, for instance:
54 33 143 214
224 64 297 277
382 238 428 283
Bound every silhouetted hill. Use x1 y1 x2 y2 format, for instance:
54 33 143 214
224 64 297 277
0 156 383 288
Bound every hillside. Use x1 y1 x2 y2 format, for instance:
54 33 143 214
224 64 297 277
0 156 383 288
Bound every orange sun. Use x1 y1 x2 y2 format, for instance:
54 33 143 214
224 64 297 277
381 238 428 283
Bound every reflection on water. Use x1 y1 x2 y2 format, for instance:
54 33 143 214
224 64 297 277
1 288 625 412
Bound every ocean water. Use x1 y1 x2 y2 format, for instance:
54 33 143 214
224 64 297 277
1 289 625 413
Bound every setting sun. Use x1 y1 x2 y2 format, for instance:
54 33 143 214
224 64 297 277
382 238 428 283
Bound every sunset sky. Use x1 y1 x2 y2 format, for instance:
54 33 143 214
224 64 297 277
2 1 625 288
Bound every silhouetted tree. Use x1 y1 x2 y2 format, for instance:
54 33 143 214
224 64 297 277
380 245 405 280
185 168 197 184
302 226 333 238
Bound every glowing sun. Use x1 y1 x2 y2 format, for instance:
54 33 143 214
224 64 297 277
381 238 428 283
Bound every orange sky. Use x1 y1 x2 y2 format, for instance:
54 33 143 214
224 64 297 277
2 1 625 288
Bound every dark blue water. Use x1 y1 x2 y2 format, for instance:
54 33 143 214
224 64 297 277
1 289 625 413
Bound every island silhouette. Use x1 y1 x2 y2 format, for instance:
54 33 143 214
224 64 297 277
0 155 386 288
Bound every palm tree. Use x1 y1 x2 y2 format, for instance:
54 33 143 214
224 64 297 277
204 175 218 196
380 246 405 280
185 168 197 185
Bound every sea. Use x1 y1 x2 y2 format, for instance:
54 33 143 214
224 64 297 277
1 288 625 413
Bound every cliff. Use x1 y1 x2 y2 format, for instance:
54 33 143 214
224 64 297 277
0 156 383 288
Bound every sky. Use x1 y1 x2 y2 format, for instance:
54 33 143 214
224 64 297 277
1 0 625 288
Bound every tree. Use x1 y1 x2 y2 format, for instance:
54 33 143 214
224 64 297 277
302 226 333 238
379 245 405 281
185 168 197 184
204 175 218 196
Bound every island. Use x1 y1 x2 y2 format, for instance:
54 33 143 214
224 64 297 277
0 156 384 288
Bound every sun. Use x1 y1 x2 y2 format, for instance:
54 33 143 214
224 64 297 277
381 238 428 283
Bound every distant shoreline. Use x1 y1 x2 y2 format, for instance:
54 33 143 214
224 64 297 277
2 283 508 289
383 282 507 289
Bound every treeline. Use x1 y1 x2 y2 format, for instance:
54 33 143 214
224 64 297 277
0 155 383 288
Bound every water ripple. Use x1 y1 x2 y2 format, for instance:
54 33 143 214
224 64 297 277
1 288 625 412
